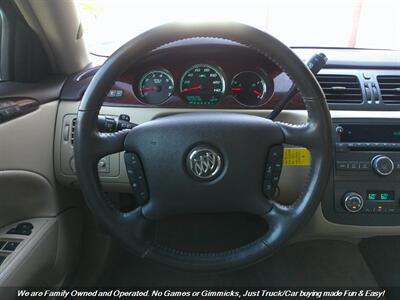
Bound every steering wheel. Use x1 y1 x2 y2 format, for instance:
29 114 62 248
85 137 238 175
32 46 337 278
74 22 332 271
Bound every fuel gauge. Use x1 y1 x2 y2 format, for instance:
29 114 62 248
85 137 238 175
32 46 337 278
138 69 174 105
231 71 267 106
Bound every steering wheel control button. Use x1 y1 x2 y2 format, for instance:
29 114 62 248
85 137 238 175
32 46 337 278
371 155 394 176
343 192 364 213
186 146 223 181
263 145 283 198
124 153 149 205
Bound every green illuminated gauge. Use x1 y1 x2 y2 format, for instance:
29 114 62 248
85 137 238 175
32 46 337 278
231 71 267 106
180 64 225 105
138 70 174 105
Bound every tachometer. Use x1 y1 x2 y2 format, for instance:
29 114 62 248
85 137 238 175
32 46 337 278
231 71 267 106
138 69 174 105
180 64 225 105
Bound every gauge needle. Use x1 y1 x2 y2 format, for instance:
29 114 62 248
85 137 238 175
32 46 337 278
252 89 262 96
182 85 201 93
231 87 241 91
142 86 162 92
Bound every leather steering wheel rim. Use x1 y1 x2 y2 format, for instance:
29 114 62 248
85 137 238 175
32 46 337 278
74 22 332 271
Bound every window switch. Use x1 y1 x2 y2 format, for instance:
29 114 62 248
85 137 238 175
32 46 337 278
3 242 20 252
7 228 31 235
16 222 33 231
6 228 17 234
0 256 5 266
19 230 32 236
7 222 33 236
16 222 33 235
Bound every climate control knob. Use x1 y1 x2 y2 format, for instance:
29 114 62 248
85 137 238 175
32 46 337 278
343 192 364 213
371 155 394 176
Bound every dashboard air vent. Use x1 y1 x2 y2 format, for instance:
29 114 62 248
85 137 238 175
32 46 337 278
316 75 362 103
377 76 400 104
71 118 76 144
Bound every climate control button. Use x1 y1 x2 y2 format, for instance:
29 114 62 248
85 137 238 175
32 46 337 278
371 155 394 176
343 192 364 213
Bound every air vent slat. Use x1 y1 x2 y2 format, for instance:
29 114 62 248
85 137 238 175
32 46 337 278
377 77 400 82
378 94 400 99
316 75 362 104
377 76 400 104
378 84 400 88
319 81 359 86
325 94 362 97
323 88 361 92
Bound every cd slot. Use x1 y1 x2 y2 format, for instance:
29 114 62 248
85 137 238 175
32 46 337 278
336 143 400 152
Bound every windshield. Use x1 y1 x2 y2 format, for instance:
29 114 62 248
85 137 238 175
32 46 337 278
76 0 400 56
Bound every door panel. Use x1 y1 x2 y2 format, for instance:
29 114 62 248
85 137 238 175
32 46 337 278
0 99 83 290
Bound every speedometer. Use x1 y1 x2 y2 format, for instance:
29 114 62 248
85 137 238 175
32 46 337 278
180 64 225 105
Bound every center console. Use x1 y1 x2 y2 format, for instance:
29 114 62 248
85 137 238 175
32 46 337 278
323 119 400 225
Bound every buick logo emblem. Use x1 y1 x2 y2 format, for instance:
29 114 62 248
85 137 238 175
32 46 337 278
187 146 223 180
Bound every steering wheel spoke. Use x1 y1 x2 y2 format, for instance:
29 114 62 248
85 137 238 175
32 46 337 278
121 207 151 242
94 130 130 158
277 122 317 148
259 201 302 251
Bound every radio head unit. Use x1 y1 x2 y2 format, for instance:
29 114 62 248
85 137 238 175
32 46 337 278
339 124 400 143
324 119 400 226
336 123 400 152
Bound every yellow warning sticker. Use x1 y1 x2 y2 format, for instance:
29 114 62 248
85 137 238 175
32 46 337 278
283 148 311 166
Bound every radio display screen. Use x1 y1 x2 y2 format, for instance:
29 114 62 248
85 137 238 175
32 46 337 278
340 124 400 143
367 191 395 201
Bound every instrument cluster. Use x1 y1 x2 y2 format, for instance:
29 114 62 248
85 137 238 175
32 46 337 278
133 63 274 108
101 44 297 109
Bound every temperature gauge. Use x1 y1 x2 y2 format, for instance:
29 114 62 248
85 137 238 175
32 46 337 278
231 71 267 106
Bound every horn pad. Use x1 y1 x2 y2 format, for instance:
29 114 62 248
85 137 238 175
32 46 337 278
124 112 284 220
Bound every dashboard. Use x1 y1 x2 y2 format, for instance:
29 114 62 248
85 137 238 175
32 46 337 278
62 41 400 112
69 43 305 110
54 39 400 234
